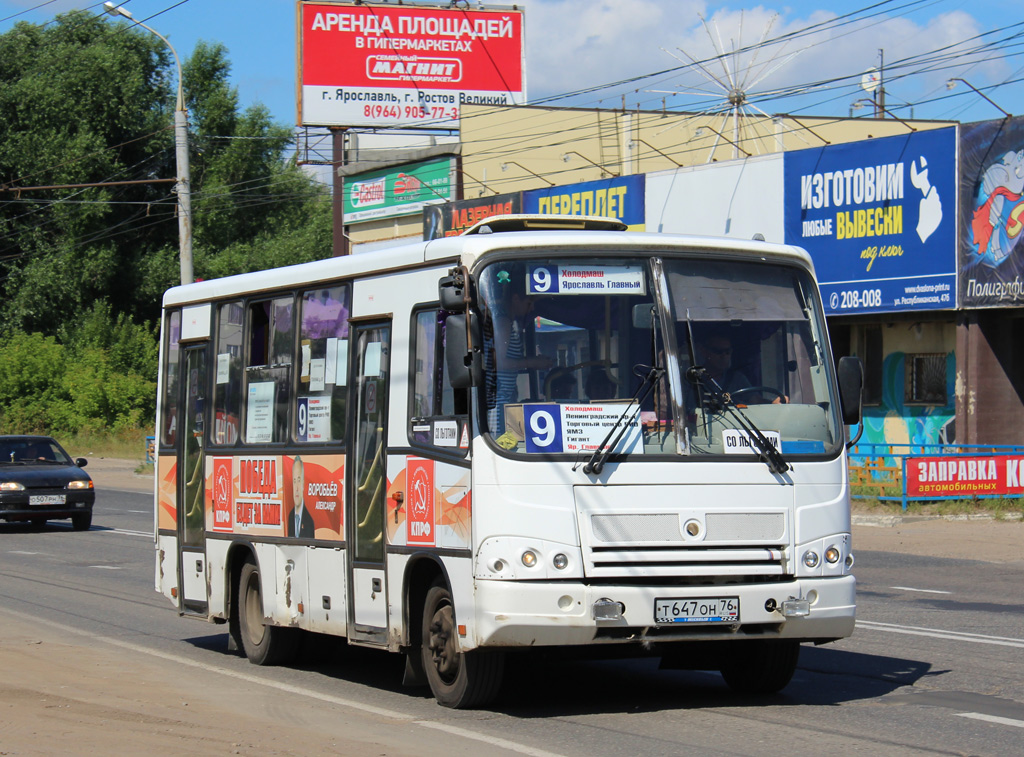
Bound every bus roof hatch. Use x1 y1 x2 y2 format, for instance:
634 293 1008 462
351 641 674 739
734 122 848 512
461 214 628 235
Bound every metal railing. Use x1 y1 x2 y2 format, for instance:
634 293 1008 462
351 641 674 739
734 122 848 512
849 443 1024 510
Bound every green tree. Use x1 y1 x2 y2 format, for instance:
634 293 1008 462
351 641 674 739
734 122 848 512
0 11 331 434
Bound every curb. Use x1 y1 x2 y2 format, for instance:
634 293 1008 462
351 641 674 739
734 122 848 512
853 511 1023 528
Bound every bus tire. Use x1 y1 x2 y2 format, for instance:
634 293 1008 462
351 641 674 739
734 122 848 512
720 639 800 694
237 556 299 666
421 579 504 709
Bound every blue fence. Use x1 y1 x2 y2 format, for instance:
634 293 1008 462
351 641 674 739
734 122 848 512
848 443 1024 511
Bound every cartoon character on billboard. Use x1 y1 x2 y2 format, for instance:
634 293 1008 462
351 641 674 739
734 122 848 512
970 149 1024 266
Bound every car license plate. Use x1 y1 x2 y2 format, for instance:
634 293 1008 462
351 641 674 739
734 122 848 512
29 494 66 505
654 596 739 624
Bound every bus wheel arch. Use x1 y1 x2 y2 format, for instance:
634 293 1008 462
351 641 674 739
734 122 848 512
234 551 300 666
226 544 256 655
401 555 446 687
420 576 504 709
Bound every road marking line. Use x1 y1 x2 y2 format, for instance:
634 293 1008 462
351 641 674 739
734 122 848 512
8 551 40 555
416 720 566 757
957 712 1024 729
858 620 1024 648
890 586 952 595
88 566 123 570
0 606 566 757
101 528 151 538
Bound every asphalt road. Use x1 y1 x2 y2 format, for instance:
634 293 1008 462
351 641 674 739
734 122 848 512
0 475 1022 756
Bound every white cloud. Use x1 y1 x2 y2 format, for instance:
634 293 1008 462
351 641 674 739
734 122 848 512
527 0 706 101
525 2 1003 118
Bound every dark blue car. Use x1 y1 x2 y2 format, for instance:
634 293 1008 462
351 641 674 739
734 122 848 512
0 436 94 530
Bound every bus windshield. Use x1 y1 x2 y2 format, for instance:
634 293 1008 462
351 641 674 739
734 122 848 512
477 254 842 459
662 257 842 459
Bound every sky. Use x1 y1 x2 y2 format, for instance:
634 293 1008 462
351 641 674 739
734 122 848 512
1 0 1022 131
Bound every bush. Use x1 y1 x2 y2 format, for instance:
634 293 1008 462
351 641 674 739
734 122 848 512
0 303 156 434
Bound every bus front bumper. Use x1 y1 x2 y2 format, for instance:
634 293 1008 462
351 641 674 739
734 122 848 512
469 575 855 649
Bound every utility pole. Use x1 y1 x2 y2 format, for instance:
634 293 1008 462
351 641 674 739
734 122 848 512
876 49 886 119
104 3 193 285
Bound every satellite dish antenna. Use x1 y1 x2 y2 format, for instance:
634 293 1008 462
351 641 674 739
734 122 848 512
861 68 880 93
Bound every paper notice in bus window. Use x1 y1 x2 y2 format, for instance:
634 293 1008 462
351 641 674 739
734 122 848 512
246 382 275 443
721 429 781 454
523 403 642 454
364 342 382 377
310 359 326 392
216 353 230 385
300 343 311 380
336 339 349 385
527 265 646 296
306 396 331 441
325 338 338 385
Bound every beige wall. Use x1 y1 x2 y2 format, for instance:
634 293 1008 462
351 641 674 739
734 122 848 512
341 103 956 248
458 104 954 196
883 320 956 355
348 214 424 248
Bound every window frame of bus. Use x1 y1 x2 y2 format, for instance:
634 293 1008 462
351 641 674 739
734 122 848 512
159 309 182 448
294 283 352 444
212 300 244 447
242 295 295 446
407 303 469 456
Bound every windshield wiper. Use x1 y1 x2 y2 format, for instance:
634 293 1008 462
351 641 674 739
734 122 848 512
583 364 664 475
686 366 790 475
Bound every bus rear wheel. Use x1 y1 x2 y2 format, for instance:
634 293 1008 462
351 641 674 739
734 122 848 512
421 580 504 709
720 639 800 694
237 556 299 666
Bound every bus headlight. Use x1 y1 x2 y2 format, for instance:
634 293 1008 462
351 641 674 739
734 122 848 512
521 550 538 568
824 545 841 564
552 553 568 570
802 550 820 568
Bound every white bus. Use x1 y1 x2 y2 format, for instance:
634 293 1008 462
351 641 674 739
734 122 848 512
155 216 863 708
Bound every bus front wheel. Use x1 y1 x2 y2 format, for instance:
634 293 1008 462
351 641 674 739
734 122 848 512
720 639 800 694
421 580 504 709
237 556 299 666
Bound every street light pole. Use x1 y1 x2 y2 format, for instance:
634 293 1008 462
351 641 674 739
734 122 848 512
104 2 193 285
946 78 1012 118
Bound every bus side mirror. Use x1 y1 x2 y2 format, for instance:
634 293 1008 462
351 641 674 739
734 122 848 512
445 313 482 388
439 266 475 312
837 356 863 425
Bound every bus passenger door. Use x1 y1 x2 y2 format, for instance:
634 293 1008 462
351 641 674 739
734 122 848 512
346 321 391 644
178 344 208 614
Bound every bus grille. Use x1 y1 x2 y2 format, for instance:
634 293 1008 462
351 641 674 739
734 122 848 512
583 512 787 579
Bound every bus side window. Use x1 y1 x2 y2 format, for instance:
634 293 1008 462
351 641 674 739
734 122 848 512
160 310 181 447
295 284 351 443
244 297 294 444
409 307 466 450
213 301 243 445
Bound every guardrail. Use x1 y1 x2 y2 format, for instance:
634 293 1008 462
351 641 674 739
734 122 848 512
849 443 1024 511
